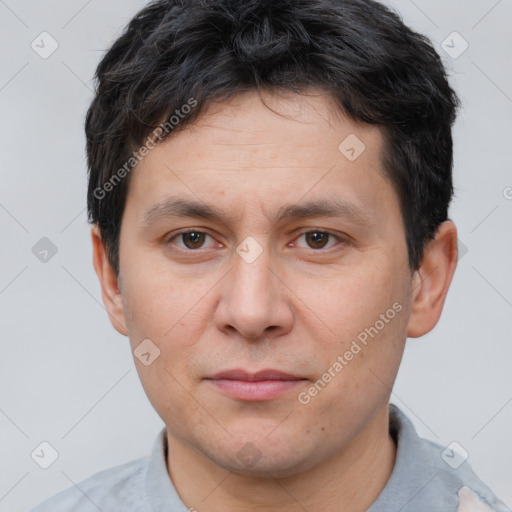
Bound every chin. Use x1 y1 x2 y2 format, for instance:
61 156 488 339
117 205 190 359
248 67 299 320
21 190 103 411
201 434 322 479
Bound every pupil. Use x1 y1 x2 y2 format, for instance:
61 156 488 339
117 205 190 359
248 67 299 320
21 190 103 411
184 232 204 248
307 232 328 249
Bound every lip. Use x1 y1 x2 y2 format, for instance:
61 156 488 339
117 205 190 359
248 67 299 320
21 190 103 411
208 369 304 381
205 369 307 401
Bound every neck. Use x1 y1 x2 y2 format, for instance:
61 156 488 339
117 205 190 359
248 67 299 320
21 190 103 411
166 405 396 512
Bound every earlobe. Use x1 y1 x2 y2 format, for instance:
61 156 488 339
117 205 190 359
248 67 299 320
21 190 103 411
91 225 129 336
406 221 458 338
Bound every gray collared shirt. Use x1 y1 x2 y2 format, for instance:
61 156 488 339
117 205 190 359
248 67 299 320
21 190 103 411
29 404 509 511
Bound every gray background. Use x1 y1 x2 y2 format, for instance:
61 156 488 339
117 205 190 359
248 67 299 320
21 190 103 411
0 0 511 510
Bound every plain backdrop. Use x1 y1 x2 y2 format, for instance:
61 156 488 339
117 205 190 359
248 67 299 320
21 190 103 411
0 0 511 511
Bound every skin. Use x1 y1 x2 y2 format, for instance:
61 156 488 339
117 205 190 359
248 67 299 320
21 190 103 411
92 88 458 511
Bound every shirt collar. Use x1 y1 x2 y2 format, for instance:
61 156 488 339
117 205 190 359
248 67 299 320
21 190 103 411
368 403 459 512
145 426 188 510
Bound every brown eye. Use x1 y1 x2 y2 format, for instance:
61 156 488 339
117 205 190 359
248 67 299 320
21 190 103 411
304 231 331 249
181 231 206 249
166 229 221 253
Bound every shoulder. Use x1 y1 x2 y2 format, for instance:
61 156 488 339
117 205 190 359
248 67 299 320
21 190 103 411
29 456 148 512
372 405 509 512
420 436 508 512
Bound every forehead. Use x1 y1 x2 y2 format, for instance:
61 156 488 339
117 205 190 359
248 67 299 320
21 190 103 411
153 89 383 169
125 89 397 224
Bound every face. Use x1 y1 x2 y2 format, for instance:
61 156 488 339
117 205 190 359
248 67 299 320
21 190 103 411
104 89 418 476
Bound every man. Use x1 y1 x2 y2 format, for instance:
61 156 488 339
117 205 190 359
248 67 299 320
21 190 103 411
30 0 507 510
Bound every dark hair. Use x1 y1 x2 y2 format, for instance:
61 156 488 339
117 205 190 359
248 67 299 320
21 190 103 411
86 0 460 275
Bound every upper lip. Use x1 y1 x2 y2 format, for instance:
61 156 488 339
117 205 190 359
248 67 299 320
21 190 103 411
207 369 305 381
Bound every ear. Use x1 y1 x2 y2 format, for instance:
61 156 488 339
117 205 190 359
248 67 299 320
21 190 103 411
406 221 458 338
91 225 128 336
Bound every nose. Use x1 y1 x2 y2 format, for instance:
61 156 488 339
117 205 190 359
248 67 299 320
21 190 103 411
214 242 294 340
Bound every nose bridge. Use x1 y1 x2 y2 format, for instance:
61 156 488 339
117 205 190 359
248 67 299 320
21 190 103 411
232 241 275 314
217 238 292 338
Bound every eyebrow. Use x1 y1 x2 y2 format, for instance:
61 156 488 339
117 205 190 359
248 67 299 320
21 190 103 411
143 196 372 227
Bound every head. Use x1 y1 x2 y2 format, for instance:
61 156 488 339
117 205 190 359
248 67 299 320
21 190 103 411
89 0 459 477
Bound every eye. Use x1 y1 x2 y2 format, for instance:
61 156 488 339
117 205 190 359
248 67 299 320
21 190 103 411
168 230 217 250
294 230 342 250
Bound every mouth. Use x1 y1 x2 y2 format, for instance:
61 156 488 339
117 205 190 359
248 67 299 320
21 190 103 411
204 369 308 401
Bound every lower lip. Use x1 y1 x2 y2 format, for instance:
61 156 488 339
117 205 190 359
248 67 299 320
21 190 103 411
206 379 306 401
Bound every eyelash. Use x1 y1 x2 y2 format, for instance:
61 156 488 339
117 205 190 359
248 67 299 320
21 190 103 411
166 228 346 252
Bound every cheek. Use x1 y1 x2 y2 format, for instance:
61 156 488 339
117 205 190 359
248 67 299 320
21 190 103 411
299 258 404 347
134 359 209 439
120 248 207 340
297 258 408 395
